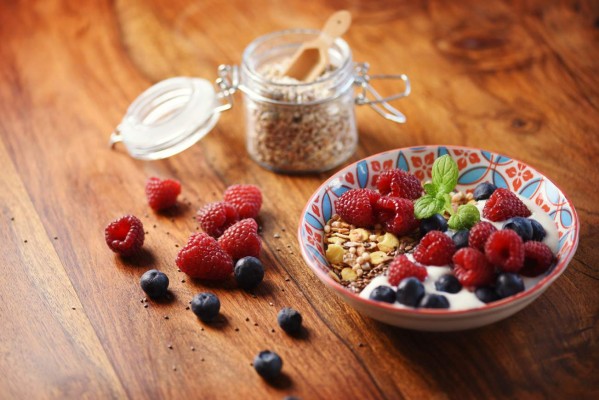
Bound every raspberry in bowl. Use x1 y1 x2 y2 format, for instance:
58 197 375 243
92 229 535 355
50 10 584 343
298 146 579 331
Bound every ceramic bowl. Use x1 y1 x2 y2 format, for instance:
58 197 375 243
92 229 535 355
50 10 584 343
298 145 579 331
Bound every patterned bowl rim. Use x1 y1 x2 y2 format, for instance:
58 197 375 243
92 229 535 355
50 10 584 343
298 145 580 316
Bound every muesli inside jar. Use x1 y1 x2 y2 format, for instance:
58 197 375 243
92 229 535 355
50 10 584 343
239 30 358 174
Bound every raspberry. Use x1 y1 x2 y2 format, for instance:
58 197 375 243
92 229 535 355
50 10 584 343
376 196 419 235
468 221 498 251
376 169 422 200
483 188 531 222
387 255 428 286
334 189 380 227
176 233 233 280
452 248 495 287
223 184 262 219
413 231 456 266
520 241 554 277
484 230 525 272
218 219 261 260
197 202 239 237
145 177 181 211
105 215 145 256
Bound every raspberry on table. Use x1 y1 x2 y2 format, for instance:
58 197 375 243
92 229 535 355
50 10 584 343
334 189 381 227
483 188 531 222
520 241 554 277
176 233 233 280
197 202 239 237
376 196 418 235
452 247 495 287
413 231 456 266
387 255 428 286
218 218 261 260
145 177 181 211
484 230 525 272
468 221 498 251
223 184 262 219
105 215 145 256
376 169 422 200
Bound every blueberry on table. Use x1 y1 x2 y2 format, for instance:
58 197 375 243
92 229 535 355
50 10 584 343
190 292 221 322
234 256 264 289
253 350 283 380
369 286 396 303
435 274 462 294
277 307 303 334
473 182 497 201
396 277 425 307
503 217 533 241
140 269 169 299
452 229 470 249
495 273 525 299
475 286 500 303
530 219 546 241
420 293 450 309
420 213 448 236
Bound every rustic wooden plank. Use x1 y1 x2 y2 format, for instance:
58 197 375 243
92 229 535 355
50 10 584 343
0 138 128 399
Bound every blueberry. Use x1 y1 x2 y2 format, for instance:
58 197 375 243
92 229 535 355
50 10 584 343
473 182 497 200
234 256 264 289
420 293 450 309
396 278 425 307
140 269 169 299
530 219 546 241
253 350 283 380
420 213 448 236
495 273 525 299
452 229 469 249
190 292 220 322
503 217 533 241
435 275 462 294
277 307 303 334
475 286 500 303
369 286 396 303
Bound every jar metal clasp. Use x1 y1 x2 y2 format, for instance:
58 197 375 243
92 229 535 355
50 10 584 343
353 62 410 124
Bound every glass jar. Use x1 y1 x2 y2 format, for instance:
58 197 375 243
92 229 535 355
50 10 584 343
110 29 410 172
239 30 357 173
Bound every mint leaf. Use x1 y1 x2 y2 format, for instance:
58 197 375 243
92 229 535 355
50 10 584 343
432 155 459 194
442 193 454 215
423 183 437 196
448 204 480 230
414 195 445 219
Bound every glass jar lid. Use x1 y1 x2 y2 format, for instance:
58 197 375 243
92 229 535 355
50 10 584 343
110 77 221 160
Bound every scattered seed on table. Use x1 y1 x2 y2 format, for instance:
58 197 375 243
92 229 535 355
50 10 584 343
144 304 149 308
281 228 286 232
200 327 204 331
175 244 179 248
269 302 273 306
235 328 239 332
54 237 58 240
164 315 169 320
358 343 365 348
201 358 205 362
285 278 290 282
185 306 190 310
181 279 186 283
271 328 275 333
273 233 281 239
168 344 173 349
23 240 27 243
172 366 177 371
245 317 250 322
71 307 76 310
254 323 259 326
10 217 14 221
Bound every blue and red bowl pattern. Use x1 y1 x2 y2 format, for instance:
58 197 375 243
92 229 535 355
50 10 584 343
300 146 579 295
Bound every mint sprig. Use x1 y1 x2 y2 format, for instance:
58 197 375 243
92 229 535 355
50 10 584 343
448 204 480 230
414 155 459 219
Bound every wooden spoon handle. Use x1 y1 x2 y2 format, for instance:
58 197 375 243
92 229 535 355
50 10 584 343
320 10 351 45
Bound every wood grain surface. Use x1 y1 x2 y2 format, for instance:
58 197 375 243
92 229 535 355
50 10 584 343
0 0 598 399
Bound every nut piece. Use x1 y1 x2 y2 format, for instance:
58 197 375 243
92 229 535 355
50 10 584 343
370 251 392 265
326 244 344 264
349 228 369 242
377 232 400 253
327 237 346 246
341 268 357 282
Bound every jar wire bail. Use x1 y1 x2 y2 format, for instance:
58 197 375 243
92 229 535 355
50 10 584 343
353 62 410 124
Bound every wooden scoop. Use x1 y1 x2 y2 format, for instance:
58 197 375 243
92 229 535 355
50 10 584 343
283 10 352 82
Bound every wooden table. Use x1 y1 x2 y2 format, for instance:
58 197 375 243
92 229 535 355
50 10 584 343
1 0 597 398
